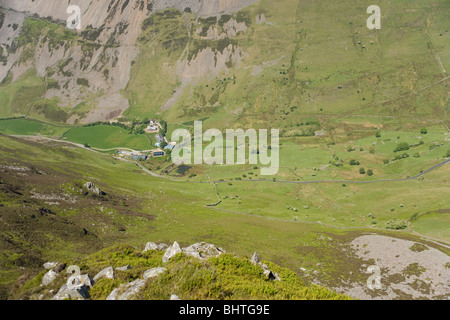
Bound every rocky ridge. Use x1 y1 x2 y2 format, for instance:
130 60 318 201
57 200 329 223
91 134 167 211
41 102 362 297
37 240 282 300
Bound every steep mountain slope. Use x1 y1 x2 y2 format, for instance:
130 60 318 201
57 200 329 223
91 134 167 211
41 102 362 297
0 0 257 123
0 0 448 127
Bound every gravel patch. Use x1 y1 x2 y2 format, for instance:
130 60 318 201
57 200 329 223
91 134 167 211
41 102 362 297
343 235 450 300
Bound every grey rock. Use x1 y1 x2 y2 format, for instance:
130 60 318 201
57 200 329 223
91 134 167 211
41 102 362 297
53 283 90 300
43 262 59 270
78 274 95 288
54 263 66 273
250 252 260 265
83 181 105 196
106 288 120 300
116 265 132 271
170 294 181 300
163 241 183 263
143 242 169 253
41 270 58 286
143 267 167 280
183 242 225 260
93 266 114 281
114 279 146 300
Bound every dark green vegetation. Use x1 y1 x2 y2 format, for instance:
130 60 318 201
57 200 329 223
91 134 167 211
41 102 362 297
15 245 349 300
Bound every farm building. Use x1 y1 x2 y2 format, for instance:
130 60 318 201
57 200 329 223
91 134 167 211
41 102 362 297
132 155 148 161
152 149 165 157
164 144 175 150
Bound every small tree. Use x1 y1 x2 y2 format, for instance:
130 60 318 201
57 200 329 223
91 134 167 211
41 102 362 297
367 169 373 176
420 128 428 135
375 132 381 138
446 149 450 158
394 142 410 152
359 167 366 174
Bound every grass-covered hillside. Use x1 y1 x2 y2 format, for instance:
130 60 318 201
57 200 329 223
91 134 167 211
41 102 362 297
1 134 449 300
13 243 350 300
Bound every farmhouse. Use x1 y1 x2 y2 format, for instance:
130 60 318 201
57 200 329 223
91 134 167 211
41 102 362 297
146 125 159 133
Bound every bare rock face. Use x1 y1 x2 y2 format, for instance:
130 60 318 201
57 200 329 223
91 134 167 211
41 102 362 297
0 0 257 124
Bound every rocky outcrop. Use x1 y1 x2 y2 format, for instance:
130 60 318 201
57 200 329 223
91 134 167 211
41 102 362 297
162 241 225 262
250 252 281 281
162 241 183 262
83 182 105 196
53 274 94 300
41 270 58 286
41 262 66 286
115 265 132 272
143 267 167 280
183 242 225 260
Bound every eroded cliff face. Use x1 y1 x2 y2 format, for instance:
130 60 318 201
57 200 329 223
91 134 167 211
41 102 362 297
0 0 257 123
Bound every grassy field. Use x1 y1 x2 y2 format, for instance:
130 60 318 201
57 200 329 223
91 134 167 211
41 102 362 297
62 125 153 150
0 118 43 135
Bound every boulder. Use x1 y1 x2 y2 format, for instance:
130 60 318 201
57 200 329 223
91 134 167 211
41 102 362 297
43 262 59 270
251 254 281 282
93 266 114 281
106 288 120 300
118 279 146 300
162 241 182 263
41 270 58 286
170 294 181 300
54 263 67 273
53 283 90 300
78 274 95 288
250 252 260 265
143 242 168 253
183 242 225 260
107 279 146 301
143 267 167 280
